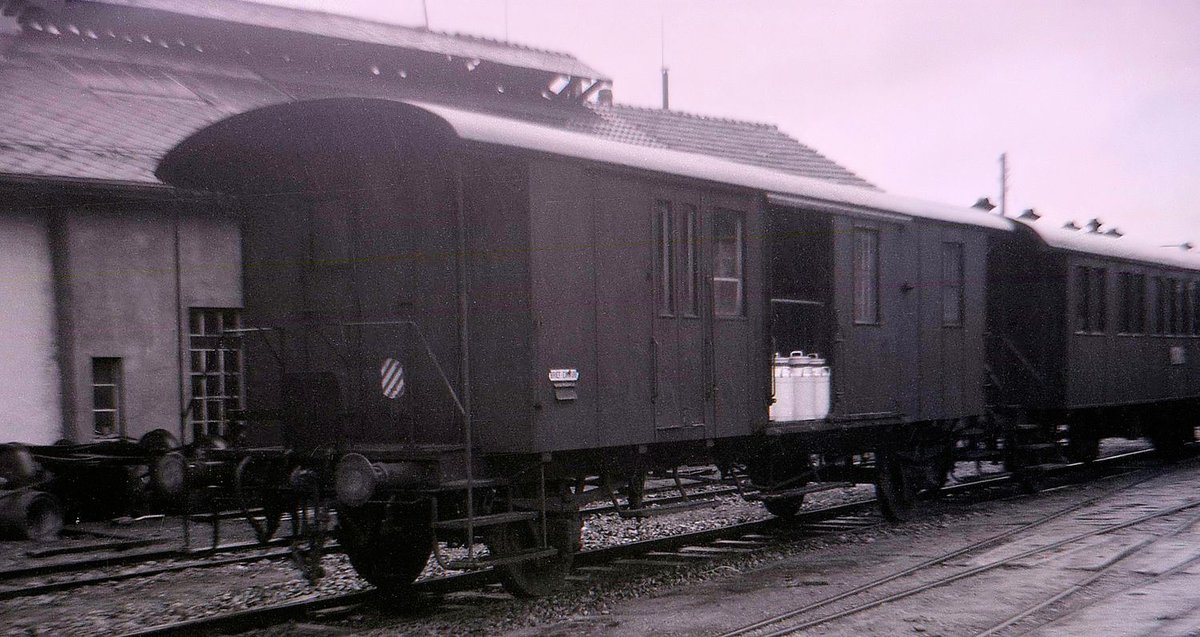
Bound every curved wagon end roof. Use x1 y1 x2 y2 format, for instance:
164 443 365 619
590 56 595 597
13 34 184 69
1018 219 1200 272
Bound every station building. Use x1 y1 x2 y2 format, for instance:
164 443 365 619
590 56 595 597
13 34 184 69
0 0 871 445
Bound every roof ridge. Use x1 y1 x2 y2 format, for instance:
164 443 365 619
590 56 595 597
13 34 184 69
596 102 778 130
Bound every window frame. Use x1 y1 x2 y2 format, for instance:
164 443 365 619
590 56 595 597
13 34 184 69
681 204 699 318
189 308 245 438
712 208 745 318
941 241 965 328
1074 265 1107 335
91 357 123 439
654 200 675 317
1117 271 1147 335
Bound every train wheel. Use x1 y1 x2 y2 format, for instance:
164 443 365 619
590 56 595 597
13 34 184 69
764 496 804 518
485 490 580 598
338 502 432 595
1065 427 1101 464
1149 421 1193 461
875 449 917 523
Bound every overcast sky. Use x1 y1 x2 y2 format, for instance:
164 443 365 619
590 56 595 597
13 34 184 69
263 0 1200 247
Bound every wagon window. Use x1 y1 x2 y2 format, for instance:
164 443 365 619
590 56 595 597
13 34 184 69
655 201 675 316
1155 277 1167 334
1185 281 1196 336
1193 281 1200 336
713 210 744 317
1075 266 1106 334
1172 279 1184 335
682 204 699 316
92 358 123 439
1118 272 1146 334
853 228 880 324
1075 267 1090 332
941 242 964 327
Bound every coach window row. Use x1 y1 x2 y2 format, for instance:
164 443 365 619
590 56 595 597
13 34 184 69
1153 276 1200 336
1087 268 1200 337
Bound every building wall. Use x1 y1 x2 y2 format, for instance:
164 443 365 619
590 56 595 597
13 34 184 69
0 210 62 444
56 204 241 443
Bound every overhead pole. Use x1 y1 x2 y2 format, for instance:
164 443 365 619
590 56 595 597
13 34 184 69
660 16 669 110
999 153 1009 216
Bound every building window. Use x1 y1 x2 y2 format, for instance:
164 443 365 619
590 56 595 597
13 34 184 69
92 358 123 438
1118 272 1146 334
682 204 699 316
713 210 744 317
1075 266 1106 334
853 228 880 324
941 242 964 327
655 201 674 316
189 308 243 438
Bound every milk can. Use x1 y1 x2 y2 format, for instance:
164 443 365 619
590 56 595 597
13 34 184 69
810 355 831 420
769 352 797 421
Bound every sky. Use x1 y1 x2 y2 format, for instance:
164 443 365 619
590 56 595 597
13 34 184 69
262 0 1200 247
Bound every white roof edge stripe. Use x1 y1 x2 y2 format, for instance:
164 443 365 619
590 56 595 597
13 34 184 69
411 101 1014 232
1018 220 1200 272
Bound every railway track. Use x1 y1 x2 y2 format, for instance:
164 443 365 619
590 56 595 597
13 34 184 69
712 453 1192 637
103 447 1159 637
0 476 742 602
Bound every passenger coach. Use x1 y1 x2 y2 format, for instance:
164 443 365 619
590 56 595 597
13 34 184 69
156 97 1016 594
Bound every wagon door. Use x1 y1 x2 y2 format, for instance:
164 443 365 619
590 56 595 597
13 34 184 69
831 216 904 418
652 195 710 441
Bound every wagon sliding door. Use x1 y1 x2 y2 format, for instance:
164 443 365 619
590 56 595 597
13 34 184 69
652 194 710 441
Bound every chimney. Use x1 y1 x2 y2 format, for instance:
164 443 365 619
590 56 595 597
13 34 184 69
972 197 996 212
597 88 613 106
661 67 669 110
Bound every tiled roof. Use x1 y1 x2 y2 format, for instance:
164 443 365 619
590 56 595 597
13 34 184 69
84 0 608 80
0 28 874 190
593 105 874 188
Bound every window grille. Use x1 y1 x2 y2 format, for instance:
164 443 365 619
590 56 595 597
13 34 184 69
189 308 243 438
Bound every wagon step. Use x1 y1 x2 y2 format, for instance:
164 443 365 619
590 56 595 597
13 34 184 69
444 547 558 570
434 510 538 530
956 448 1000 461
746 482 854 502
1019 462 1071 473
1016 443 1059 452
618 498 720 518
428 478 508 491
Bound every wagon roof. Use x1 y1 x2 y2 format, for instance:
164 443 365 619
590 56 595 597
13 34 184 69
1018 220 1200 272
413 101 1014 231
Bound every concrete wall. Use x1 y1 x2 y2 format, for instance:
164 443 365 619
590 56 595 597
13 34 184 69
55 205 241 443
0 211 62 444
